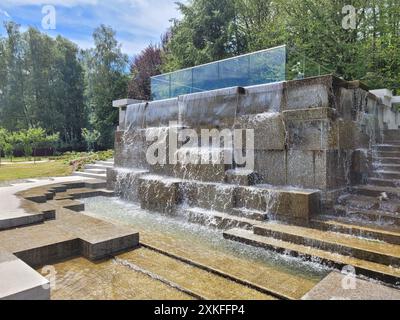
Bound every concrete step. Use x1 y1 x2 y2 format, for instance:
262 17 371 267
223 228 400 284
72 172 107 180
373 157 400 165
86 164 113 170
352 185 400 199
251 222 400 266
371 171 400 180
114 247 275 300
0 212 49 231
55 188 114 200
334 206 400 228
340 195 400 213
185 207 256 230
368 177 400 188
375 145 400 152
374 163 400 172
225 169 261 186
48 199 85 212
375 151 400 158
96 160 114 166
311 217 400 245
84 169 107 174
0 251 50 300
337 194 400 213
383 130 400 141
230 208 269 221
383 140 400 145
338 194 380 211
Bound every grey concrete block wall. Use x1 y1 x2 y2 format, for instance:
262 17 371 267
112 74 398 222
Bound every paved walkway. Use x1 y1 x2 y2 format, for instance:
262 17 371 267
1 160 53 165
0 177 139 300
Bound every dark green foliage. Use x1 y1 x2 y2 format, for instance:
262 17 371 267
163 0 400 92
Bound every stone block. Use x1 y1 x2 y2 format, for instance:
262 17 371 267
254 150 287 185
325 150 351 189
235 186 321 223
237 82 285 115
109 168 149 202
287 150 315 188
337 87 355 120
145 98 179 127
283 107 337 121
173 163 228 183
236 113 286 150
351 149 372 185
286 119 337 150
138 176 182 214
287 150 329 189
80 232 139 261
124 102 148 130
15 239 81 268
235 187 268 212
179 87 241 130
182 182 236 213
285 80 330 111
225 169 262 186
0 252 50 300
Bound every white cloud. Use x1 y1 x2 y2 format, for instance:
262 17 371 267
0 0 185 56
0 9 11 18
0 0 98 8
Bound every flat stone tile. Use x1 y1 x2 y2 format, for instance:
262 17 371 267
0 251 49 300
302 272 400 300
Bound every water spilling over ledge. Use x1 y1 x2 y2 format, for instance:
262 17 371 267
110 74 400 289
112 75 398 223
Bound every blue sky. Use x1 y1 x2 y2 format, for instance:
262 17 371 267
0 0 183 57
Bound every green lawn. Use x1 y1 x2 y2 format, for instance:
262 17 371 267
0 161 73 182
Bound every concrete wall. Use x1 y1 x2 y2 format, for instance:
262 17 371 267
112 75 398 219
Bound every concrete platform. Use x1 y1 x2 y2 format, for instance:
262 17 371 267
0 178 140 299
0 250 49 300
302 272 400 300
0 211 52 231
223 228 400 284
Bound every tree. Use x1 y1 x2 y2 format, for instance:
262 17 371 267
0 128 8 166
0 23 87 150
17 130 32 161
15 128 59 162
81 128 101 152
84 25 129 149
164 0 246 71
29 128 48 163
163 0 400 92
1 22 31 130
4 132 18 162
128 44 163 100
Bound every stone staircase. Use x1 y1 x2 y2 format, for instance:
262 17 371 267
223 130 400 285
73 159 114 180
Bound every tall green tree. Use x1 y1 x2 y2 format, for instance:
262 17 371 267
0 23 86 149
165 0 246 70
1 22 31 129
164 0 400 92
84 25 128 149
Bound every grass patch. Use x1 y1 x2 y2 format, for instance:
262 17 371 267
0 161 73 182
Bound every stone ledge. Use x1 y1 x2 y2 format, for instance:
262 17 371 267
0 250 49 300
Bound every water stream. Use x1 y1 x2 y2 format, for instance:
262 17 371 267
83 196 330 282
